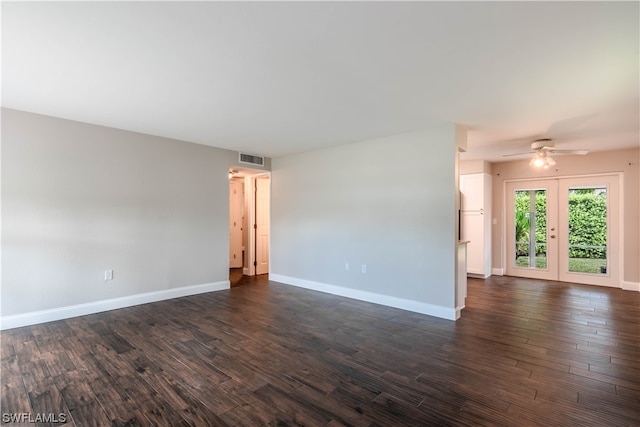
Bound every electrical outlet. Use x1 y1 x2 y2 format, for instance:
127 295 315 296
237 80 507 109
361 264 367 273
104 269 113 281
345 262 350 271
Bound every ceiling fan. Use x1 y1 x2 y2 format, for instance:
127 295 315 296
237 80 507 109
504 138 589 168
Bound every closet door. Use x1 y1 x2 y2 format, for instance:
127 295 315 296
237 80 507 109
229 180 243 268
255 177 270 275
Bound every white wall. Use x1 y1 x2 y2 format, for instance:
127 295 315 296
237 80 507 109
270 127 458 318
460 159 492 175
1 109 238 323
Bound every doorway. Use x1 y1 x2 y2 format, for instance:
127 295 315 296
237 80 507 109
229 170 270 286
505 174 620 287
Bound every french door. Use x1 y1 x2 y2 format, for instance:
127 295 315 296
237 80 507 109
506 180 558 281
506 175 619 287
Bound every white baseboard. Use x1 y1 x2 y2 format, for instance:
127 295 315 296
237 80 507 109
491 268 504 276
467 273 491 279
621 281 640 292
270 274 457 321
0 280 230 330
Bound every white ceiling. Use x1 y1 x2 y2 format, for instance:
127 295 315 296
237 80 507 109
2 2 638 161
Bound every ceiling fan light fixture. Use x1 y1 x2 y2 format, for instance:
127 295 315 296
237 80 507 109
530 152 546 167
529 152 556 169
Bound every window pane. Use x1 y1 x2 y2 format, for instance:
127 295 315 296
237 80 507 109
568 187 607 274
514 189 547 269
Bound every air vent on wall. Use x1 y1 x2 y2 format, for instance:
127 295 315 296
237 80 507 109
239 152 265 167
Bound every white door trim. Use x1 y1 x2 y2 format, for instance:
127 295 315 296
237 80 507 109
241 172 271 276
244 176 256 276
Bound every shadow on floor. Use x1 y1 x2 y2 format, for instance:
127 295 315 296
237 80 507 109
229 268 268 287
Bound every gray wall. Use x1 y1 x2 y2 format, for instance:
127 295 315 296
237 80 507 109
271 127 458 310
1 109 235 316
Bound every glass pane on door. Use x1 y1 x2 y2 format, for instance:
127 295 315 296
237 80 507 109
514 189 547 269
567 186 607 274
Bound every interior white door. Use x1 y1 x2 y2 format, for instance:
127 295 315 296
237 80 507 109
229 180 243 268
506 180 559 280
255 177 270 275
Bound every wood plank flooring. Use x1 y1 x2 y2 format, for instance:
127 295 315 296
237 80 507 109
1 275 639 426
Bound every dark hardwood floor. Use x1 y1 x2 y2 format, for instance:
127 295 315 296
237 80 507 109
1 275 639 426
229 269 267 288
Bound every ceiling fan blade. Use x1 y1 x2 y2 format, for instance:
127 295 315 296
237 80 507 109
502 151 534 157
548 149 589 155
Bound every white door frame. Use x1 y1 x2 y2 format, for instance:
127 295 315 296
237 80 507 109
243 176 256 276
242 172 271 276
503 173 623 287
